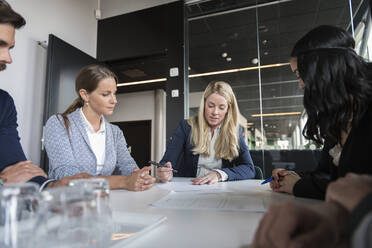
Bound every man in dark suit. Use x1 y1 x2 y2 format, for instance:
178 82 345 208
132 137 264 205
0 0 91 188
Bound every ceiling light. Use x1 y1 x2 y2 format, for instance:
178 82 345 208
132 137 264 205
258 25 268 33
229 33 239 39
222 52 228 58
118 62 290 87
264 51 269 56
226 57 232 62
262 39 268 45
251 58 258 64
117 78 167 87
189 62 289 78
251 112 302 117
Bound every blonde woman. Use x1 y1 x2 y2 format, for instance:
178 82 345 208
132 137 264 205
157 81 255 184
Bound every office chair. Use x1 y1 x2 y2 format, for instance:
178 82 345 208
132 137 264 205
254 166 264 180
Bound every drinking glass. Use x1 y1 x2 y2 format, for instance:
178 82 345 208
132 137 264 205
35 185 111 248
68 178 111 219
0 182 40 248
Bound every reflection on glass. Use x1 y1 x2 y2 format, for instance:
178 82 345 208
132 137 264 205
187 0 360 176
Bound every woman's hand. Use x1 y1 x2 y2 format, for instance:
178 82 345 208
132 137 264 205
270 169 301 194
156 162 173 183
125 166 156 191
191 171 221 185
269 168 286 190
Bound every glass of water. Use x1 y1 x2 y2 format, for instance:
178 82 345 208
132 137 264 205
68 178 111 219
35 185 111 248
0 182 40 248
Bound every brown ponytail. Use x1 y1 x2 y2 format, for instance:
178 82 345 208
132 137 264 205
59 97 84 132
57 64 117 134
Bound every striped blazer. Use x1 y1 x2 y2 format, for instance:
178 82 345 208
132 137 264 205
44 109 138 179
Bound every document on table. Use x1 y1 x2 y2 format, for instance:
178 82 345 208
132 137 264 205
156 181 233 193
152 192 266 212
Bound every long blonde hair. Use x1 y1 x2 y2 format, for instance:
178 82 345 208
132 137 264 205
188 81 240 161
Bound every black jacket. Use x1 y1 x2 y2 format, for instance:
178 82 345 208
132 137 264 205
0 89 48 186
293 105 372 199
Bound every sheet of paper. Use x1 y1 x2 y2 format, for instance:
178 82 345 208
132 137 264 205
156 181 233 193
152 192 266 212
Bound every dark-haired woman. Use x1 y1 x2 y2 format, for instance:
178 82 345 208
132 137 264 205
44 64 155 191
270 25 372 199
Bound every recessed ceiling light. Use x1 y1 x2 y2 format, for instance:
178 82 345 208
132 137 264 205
229 32 239 39
251 58 258 64
222 52 228 58
226 57 232 62
258 25 268 33
262 39 268 45
264 51 269 56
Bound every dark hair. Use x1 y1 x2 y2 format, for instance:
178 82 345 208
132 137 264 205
60 64 117 132
0 0 26 29
292 25 372 145
291 25 355 57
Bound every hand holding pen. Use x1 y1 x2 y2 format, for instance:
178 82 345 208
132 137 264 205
148 161 177 183
261 168 294 185
266 168 301 195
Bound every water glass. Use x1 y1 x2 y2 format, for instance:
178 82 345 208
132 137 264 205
35 186 111 248
68 178 111 219
0 182 40 248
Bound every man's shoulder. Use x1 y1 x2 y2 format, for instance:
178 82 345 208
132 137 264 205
0 89 12 103
0 89 15 116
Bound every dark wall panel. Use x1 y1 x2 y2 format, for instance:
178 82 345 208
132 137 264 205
97 1 187 139
98 3 171 61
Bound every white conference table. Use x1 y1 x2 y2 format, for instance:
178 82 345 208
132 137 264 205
110 178 321 248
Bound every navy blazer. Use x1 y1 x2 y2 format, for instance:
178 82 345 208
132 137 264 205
0 90 48 186
160 120 255 180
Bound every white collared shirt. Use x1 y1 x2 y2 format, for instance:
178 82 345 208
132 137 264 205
80 108 106 175
197 126 229 181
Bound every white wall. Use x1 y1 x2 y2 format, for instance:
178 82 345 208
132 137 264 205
0 0 98 165
101 0 178 18
106 91 156 160
190 91 203 108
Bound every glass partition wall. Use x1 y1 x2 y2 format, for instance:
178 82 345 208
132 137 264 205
186 0 365 176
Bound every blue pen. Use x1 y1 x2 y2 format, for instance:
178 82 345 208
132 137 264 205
261 168 294 185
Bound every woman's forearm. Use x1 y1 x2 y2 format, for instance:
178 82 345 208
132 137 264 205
98 175 128 189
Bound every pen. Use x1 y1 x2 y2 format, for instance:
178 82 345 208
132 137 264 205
148 161 178 173
261 168 294 185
